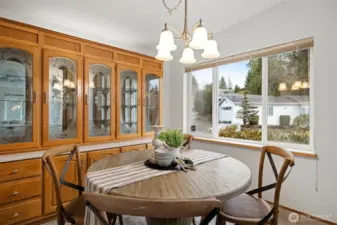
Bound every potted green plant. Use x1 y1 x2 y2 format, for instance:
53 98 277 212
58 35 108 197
158 129 185 157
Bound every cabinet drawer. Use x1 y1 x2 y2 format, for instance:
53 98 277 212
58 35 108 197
0 177 41 206
0 198 41 225
0 159 41 183
121 144 146 153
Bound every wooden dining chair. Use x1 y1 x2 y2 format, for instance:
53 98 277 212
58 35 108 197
42 145 86 225
216 146 295 225
85 193 222 225
182 134 194 149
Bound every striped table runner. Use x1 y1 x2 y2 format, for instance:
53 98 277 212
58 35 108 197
84 149 227 225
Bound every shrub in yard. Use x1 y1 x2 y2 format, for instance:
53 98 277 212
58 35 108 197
293 114 309 130
249 115 259 126
267 128 309 144
279 115 291 127
218 125 262 141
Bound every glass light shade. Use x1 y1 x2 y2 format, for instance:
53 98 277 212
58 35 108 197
156 30 177 52
291 83 299 91
202 39 220 59
180 47 196 64
155 49 173 61
294 81 302 88
278 83 287 91
301 81 310 89
189 26 208 49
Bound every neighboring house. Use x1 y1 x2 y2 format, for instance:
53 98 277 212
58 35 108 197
218 92 309 127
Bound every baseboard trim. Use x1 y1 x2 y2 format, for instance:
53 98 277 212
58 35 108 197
25 213 57 225
265 200 336 225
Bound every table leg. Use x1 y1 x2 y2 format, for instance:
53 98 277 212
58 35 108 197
146 217 192 225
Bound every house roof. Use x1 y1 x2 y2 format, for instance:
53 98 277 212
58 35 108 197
219 93 309 106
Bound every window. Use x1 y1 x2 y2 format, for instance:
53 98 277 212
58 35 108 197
218 60 262 141
185 39 313 151
268 106 274 116
267 49 310 145
189 68 213 137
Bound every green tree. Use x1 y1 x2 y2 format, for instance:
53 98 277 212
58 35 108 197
219 76 227 89
193 83 212 118
245 58 262 95
228 78 233 90
236 91 259 126
234 84 241 93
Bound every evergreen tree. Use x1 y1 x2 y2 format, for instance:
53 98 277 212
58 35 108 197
219 76 227 89
234 85 241 93
228 78 233 90
236 91 259 126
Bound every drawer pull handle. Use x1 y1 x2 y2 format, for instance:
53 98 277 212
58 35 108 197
12 213 20 218
11 191 19 196
11 169 19 174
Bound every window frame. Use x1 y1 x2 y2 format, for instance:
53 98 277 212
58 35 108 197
185 46 315 153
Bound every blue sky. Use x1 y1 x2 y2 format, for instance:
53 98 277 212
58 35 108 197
192 60 249 89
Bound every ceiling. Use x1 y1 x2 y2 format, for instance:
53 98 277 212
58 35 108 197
0 0 287 55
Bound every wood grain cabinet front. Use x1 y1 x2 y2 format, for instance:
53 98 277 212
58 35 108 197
43 153 86 215
0 159 41 183
0 198 41 225
121 144 146 153
87 148 120 168
0 177 41 206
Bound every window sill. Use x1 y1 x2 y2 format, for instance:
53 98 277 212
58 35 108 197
193 137 317 159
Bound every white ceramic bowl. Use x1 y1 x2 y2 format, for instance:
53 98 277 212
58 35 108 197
155 157 173 167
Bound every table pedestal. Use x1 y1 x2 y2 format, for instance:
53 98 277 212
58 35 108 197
146 217 192 225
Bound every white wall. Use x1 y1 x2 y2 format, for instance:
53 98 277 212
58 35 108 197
166 0 337 222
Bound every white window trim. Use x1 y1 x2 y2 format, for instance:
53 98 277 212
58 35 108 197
185 48 315 153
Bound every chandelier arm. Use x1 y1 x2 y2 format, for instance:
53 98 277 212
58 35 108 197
191 19 202 32
167 25 182 37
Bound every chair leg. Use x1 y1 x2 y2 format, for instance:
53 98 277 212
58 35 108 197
57 215 65 225
118 214 123 225
192 217 196 225
111 214 117 225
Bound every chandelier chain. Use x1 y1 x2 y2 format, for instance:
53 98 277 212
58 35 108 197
162 0 182 15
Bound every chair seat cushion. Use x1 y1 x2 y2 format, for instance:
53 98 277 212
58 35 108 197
220 194 271 222
65 195 85 224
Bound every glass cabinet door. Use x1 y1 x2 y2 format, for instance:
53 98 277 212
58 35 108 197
43 50 82 146
116 64 141 138
0 43 40 151
84 58 115 142
142 71 162 136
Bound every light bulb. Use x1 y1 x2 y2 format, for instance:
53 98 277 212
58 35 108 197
180 47 196 64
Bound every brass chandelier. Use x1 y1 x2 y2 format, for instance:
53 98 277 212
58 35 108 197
156 0 220 64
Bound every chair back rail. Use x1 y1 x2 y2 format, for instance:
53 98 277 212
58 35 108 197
182 134 194 149
42 144 84 223
85 193 222 221
257 145 295 224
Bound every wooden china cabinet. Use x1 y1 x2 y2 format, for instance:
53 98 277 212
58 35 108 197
84 57 115 143
116 64 142 139
0 18 163 225
0 40 41 153
142 69 163 137
42 49 83 147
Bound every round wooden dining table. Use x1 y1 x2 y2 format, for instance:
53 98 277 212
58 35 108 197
87 149 252 225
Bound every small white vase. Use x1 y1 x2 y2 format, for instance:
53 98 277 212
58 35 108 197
169 146 181 158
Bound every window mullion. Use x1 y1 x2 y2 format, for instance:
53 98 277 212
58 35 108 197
261 57 268 144
212 66 219 138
